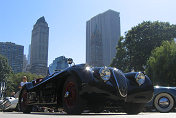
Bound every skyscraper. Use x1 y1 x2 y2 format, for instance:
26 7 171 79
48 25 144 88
27 44 31 65
0 42 24 73
23 54 28 72
86 10 121 67
30 16 49 76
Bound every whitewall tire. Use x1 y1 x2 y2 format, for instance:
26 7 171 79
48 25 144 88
154 93 174 113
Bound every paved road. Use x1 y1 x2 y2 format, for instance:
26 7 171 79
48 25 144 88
0 112 176 118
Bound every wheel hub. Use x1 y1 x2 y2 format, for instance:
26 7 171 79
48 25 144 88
64 91 70 98
64 82 77 108
158 97 170 108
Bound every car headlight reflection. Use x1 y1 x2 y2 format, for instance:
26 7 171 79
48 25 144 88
135 72 145 86
85 66 91 71
99 67 111 82
85 66 94 72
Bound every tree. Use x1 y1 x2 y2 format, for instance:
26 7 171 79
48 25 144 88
146 41 176 86
111 36 131 72
111 21 176 72
6 72 44 96
0 54 12 82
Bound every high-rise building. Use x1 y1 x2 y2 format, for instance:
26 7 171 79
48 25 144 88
49 56 69 75
23 54 28 72
30 16 49 76
27 44 31 65
86 9 121 66
0 42 24 73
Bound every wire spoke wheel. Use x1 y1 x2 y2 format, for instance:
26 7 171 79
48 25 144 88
64 82 77 108
62 76 83 115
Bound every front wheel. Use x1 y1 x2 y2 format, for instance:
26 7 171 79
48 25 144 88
154 93 174 113
19 88 32 113
124 102 145 114
62 76 83 115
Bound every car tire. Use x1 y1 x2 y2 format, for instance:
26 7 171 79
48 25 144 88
124 102 145 114
15 103 19 112
62 76 83 115
19 87 32 114
154 93 174 113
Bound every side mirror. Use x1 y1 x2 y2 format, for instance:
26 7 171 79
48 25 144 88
67 58 73 64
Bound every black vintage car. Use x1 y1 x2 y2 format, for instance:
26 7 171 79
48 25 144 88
19 60 153 115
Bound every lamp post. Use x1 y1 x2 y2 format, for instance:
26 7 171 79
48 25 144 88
0 81 6 100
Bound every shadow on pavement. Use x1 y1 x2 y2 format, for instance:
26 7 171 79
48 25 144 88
31 112 129 116
4 112 131 116
2 112 148 116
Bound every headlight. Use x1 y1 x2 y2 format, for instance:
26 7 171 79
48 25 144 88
99 67 111 82
135 72 145 86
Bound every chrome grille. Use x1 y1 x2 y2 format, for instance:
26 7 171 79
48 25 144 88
113 70 128 97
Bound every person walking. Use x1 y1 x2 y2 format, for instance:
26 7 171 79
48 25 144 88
19 76 28 89
15 76 28 98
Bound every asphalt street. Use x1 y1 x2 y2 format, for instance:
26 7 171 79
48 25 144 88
0 112 176 118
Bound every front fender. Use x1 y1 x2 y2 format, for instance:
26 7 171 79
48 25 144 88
125 72 154 103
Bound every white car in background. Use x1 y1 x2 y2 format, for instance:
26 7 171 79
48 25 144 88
0 97 18 111
0 99 3 109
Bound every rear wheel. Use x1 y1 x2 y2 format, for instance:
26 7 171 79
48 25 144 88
19 88 32 113
62 76 83 114
124 102 145 114
154 93 174 113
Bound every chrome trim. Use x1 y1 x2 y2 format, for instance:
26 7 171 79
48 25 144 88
64 91 70 98
159 97 170 108
99 67 111 82
135 72 145 86
112 70 127 97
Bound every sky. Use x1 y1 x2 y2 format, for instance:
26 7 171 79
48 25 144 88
0 0 176 66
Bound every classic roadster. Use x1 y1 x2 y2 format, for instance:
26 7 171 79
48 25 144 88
19 60 153 115
146 86 176 113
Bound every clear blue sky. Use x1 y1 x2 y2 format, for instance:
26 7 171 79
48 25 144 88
0 0 176 65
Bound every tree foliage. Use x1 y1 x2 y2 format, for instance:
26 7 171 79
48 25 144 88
0 54 12 82
111 21 176 72
6 72 44 96
111 36 130 72
0 55 44 96
146 41 176 86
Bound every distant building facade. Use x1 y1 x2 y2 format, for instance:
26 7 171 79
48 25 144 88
0 42 24 73
86 10 121 66
49 56 69 75
30 16 49 76
27 44 31 65
23 55 28 72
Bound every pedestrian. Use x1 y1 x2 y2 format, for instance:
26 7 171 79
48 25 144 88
19 76 28 89
10 92 15 97
16 76 28 98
